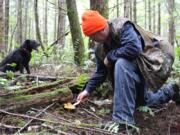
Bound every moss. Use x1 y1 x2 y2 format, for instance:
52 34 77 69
0 88 71 106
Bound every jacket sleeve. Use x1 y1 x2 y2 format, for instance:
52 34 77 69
85 52 107 93
106 22 142 62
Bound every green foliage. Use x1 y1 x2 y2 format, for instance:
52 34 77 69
175 47 180 57
76 74 89 91
0 77 8 86
6 70 14 79
137 106 154 116
98 108 111 115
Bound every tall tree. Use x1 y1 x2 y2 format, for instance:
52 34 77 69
144 0 147 29
34 0 44 50
124 0 130 18
4 0 9 52
167 0 175 46
117 0 119 17
133 0 137 23
17 0 23 45
152 0 156 33
54 0 57 41
157 2 161 35
43 0 48 45
148 0 151 31
24 0 29 40
90 0 109 18
0 0 3 48
57 0 66 48
66 0 84 65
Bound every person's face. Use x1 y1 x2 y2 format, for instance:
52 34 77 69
89 26 109 43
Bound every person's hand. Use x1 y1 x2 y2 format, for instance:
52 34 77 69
76 90 90 105
104 57 111 67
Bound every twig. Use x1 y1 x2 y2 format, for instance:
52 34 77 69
31 108 71 123
0 123 21 129
0 109 58 124
15 103 55 134
153 107 167 114
41 123 70 135
82 108 102 120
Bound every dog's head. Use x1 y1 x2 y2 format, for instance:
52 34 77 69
21 39 40 52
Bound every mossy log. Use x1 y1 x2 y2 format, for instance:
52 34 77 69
0 79 73 111
0 74 89 112
0 87 73 111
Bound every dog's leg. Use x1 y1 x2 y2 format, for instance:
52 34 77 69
19 64 24 74
25 64 30 74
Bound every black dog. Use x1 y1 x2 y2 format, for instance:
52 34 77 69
0 39 40 74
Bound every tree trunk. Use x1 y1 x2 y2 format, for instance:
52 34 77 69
130 1 132 20
23 0 28 40
117 0 119 17
0 0 4 48
152 0 155 33
66 0 85 65
167 0 175 46
17 0 23 45
54 0 57 41
90 0 109 19
4 0 9 52
148 0 151 31
124 0 130 18
57 0 66 49
34 0 45 50
43 0 48 45
144 0 147 29
133 0 137 23
157 2 161 35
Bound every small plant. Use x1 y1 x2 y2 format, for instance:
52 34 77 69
6 70 14 79
137 106 154 116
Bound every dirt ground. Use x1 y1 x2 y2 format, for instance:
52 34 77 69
0 67 180 135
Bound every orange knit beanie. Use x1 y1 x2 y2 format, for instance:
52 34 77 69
82 10 107 36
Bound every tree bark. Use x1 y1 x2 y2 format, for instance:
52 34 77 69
133 0 137 23
167 0 175 46
34 0 45 50
144 0 147 29
57 0 66 49
90 0 109 19
117 0 119 17
4 0 9 52
158 2 161 35
148 0 151 31
152 0 155 33
66 0 84 65
43 0 48 45
0 0 4 48
17 0 23 45
23 0 29 40
124 0 130 18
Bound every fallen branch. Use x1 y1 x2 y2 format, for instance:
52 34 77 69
42 123 70 135
0 122 21 130
82 108 102 120
15 103 55 134
0 109 59 124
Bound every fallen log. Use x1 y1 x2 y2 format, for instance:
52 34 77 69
0 87 73 111
0 74 89 112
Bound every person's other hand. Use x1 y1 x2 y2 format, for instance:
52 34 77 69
76 90 90 105
104 57 111 67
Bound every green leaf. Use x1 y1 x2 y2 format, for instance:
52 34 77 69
6 70 14 79
137 106 154 116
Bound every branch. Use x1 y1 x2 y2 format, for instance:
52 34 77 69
15 103 55 134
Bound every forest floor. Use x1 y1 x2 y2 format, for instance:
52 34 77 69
0 64 180 135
